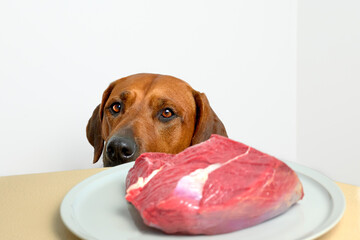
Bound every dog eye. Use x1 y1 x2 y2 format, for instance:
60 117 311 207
162 108 173 118
109 102 122 114
159 108 176 122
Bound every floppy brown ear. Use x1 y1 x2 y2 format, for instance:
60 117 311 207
191 91 228 145
86 82 115 163
86 105 104 163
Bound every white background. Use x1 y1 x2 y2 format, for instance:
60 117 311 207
0 1 358 186
297 0 360 186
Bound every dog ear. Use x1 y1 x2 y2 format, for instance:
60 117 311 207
191 91 228 145
86 83 115 163
86 105 104 163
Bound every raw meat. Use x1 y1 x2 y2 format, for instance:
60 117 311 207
125 134 304 235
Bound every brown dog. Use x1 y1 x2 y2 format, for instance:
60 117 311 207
86 73 227 167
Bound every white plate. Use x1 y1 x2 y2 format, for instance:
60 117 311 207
61 161 345 240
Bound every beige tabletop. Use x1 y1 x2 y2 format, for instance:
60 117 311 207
0 168 359 240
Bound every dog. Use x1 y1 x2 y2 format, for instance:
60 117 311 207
86 73 227 167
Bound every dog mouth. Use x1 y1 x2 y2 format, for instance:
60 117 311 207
103 151 141 167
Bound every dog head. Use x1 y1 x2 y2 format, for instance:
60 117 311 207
86 73 227 167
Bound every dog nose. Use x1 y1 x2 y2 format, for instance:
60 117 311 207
106 136 137 165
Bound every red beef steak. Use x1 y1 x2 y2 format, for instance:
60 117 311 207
125 134 304 235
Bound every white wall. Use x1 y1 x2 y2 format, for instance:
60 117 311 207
0 0 297 176
298 0 360 185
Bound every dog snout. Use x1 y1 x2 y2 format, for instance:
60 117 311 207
105 136 137 165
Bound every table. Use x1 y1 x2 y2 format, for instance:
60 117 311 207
0 168 359 239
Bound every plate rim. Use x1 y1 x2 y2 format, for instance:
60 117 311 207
285 161 346 240
60 161 346 240
60 163 131 240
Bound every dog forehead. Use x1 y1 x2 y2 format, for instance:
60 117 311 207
116 74 190 88
147 80 195 108
109 74 195 103
110 74 153 93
